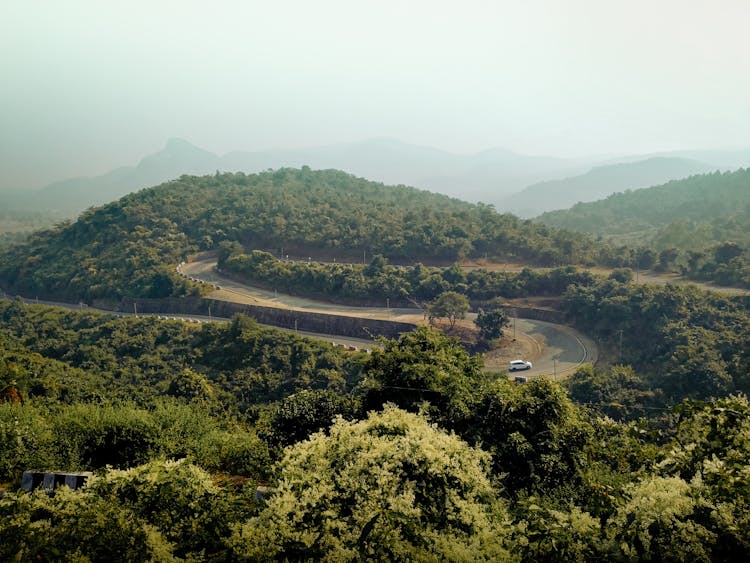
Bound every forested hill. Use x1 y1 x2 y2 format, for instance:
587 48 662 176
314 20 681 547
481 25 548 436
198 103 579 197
538 168 750 240
0 168 617 301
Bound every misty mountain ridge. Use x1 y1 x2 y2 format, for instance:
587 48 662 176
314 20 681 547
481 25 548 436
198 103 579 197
2 138 748 222
219 137 596 202
137 137 218 171
1 138 223 216
502 156 721 217
0 138 599 217
600 147 750 169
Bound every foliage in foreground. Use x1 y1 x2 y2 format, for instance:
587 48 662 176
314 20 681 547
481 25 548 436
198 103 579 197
2 397 750 561
0 459 255 562
1 298 750 559
231 406 514 561
0 401 271 484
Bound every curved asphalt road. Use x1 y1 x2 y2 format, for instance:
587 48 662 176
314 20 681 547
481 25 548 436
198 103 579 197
509 318 597 378
181 258 597 379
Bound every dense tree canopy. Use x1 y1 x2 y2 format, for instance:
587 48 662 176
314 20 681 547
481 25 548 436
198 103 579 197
540 168 750 288
540 168 750 240
0 300 365 415
362 326 485 430
562 277 750 408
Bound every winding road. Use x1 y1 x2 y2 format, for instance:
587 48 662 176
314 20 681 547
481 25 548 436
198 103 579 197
180 258 597 379
1 256 598 379
507 318 597 378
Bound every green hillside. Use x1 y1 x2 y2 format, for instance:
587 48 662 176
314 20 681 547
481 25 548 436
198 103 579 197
539 168 750 239
0 168 622 302
2 169 750 559
538 168 750 286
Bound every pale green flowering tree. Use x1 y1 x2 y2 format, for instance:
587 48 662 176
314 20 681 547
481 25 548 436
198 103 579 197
658 395 750 558
91 458 235 560
231 406 515 561
606 476 715 562
511 499 602 562
0 485 175 562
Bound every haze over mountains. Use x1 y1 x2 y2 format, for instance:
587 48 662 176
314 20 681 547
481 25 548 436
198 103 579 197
503 157 720 217
2 137 749 221
0 138 593 216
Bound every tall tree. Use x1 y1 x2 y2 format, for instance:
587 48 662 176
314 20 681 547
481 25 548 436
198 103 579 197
474 307 509 343
428 291 470 327
362 326 485 431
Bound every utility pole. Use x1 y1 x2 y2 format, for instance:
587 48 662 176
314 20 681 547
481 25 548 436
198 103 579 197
133 302 138 317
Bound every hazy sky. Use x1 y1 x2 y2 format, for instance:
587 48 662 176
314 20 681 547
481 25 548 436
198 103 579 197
2 0 749 189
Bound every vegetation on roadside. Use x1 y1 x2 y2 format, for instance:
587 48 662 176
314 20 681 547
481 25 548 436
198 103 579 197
219 248 600 306
562 275 750 413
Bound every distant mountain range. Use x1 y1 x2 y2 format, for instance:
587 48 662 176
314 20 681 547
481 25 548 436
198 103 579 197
501 157 721 217
1 137 749 220
0 138 596 217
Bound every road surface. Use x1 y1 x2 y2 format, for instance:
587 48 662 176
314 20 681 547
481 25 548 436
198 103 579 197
1 260 597 379
181 258 597 379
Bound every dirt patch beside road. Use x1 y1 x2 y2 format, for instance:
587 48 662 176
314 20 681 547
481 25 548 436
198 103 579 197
483 332 541 370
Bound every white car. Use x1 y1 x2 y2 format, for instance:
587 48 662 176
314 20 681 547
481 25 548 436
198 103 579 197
509 359 532 371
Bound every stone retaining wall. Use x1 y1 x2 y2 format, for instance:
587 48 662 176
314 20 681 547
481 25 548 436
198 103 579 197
117 297 416 340
502 306 566 324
